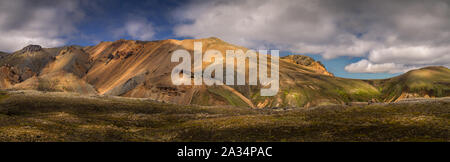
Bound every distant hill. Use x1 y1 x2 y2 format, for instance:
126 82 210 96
367 66 450 102
0 38 448 108
0 45 95 93
0 51 8 59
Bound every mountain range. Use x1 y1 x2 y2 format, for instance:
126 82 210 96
0 37 449 108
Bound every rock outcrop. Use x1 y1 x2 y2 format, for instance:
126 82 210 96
20 45 42 53
281 55 334 76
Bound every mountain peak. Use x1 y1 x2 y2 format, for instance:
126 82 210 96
207 37 222 41
21 45 42 53
282 55 316 66
282 55 334 76
200 37 225 43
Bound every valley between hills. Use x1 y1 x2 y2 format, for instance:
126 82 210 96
0 37 448 141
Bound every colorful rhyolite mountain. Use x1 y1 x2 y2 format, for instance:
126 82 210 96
0 38 448 108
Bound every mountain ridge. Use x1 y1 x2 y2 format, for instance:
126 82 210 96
0 38 448 108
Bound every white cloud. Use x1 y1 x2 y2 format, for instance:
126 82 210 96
0 0 85 52
173 0 450 74
115 17 155 40
344 59 420 74
123 20 155 40
345 45 450 73
174 0 339 51
368 46 450 65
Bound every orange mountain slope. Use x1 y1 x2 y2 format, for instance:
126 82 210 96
1 38 447 108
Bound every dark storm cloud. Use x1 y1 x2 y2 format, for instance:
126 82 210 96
0 0 85 51
174 0 450 73
0 0 448 74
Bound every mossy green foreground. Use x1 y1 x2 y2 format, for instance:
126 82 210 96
0 91 448 142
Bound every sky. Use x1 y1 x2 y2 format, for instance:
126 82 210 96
0 0 449 79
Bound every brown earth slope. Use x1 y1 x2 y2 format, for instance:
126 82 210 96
0 45 95 94
83 38 256 106
0 45 58 89
12 46 96 94
1 38 448 108
82 37 379 107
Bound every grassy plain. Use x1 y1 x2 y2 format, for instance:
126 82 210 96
0 91 448 142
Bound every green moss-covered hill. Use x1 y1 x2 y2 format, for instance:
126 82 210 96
366 66 450 102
